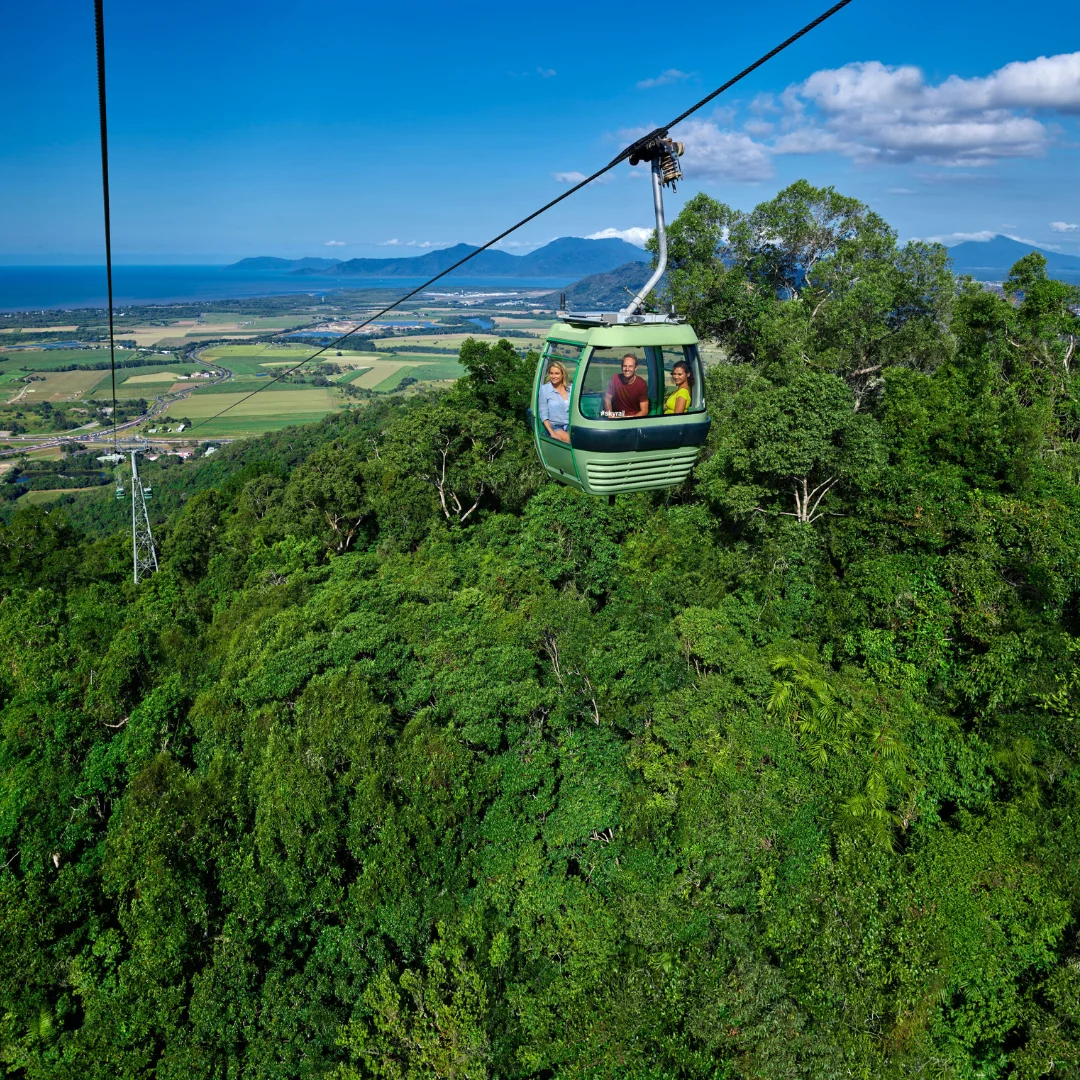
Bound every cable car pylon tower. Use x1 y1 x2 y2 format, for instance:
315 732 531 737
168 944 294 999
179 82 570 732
129 449 158 584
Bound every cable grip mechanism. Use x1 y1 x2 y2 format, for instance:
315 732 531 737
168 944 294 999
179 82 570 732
627 134 684 190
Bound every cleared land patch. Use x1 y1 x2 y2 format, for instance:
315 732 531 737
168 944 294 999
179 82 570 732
9 370 107 401
373 332 504 349
492 318 553 331
126 329 181 347
110 364 198 398
185 330 261 339
124 371 183 384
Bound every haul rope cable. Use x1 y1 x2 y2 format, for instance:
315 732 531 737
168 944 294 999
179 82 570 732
175 0 855 432
94 0 119 451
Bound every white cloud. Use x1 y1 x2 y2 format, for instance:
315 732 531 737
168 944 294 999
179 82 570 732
377 239 446 249
637 69 691 90
552 171 587 184
1005 233 1059 249
936 52 1080 113
913 230 1057 249
887 187 917 195
585 227 654 247
609 51 1080 194
324 240 346 247
537 67 556 78
675 119 774 182
1051 221 1080 231
770 53 1080 166
915 230 998 244
493 238 551 250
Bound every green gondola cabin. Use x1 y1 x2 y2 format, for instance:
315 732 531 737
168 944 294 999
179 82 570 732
528 135 710 496
530 316 710 495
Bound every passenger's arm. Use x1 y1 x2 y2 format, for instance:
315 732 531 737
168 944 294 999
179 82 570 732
636 395 649 417
674 393 688 415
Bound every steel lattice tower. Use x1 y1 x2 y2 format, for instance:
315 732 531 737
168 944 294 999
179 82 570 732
130 450 158 584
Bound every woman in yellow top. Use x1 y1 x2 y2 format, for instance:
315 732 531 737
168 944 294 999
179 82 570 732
664 360 693 415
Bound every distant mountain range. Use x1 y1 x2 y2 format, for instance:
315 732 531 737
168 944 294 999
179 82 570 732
230 256 342 271
947 235 1080 282
231 234 1080 290
229 238 650 280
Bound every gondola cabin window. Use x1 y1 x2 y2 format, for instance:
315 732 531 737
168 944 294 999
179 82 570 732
660 345 706 415
537 341 582 443
541 341 581 382
578 345 704 419
579 346 650 420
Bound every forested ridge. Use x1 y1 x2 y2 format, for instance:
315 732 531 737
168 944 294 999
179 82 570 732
2 183 1080 1079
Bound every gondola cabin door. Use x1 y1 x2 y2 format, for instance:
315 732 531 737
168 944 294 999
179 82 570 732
533 339 581 485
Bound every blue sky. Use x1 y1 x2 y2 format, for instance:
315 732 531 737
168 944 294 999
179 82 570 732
3 0 1078 263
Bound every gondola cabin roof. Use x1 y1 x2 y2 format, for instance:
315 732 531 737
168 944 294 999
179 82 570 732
544 320 698 349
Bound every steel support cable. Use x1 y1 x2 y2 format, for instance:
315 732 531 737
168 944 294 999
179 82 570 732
94 0 119 451
190 0 853 432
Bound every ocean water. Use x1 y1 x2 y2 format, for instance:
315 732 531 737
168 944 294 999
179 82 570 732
0 266 573 313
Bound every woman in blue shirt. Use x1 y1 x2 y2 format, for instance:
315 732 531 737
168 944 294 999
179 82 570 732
538 360 572 442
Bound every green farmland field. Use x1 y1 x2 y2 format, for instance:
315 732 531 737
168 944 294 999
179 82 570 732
196 314 316 331
159 388 346 436
0 349 141 379
405 358 466 380
112 364 209 399
369 360 466 391
371 366 418 391
198 344 327 377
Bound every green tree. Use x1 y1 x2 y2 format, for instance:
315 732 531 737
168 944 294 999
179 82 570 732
1004 251 1080 389
734 179 875 299
278 441 369 555
697 370 884 525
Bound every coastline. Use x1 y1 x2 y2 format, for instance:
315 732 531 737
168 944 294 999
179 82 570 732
0 265 575 313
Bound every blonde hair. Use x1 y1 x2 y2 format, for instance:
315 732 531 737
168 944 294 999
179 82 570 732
545 359 570 385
